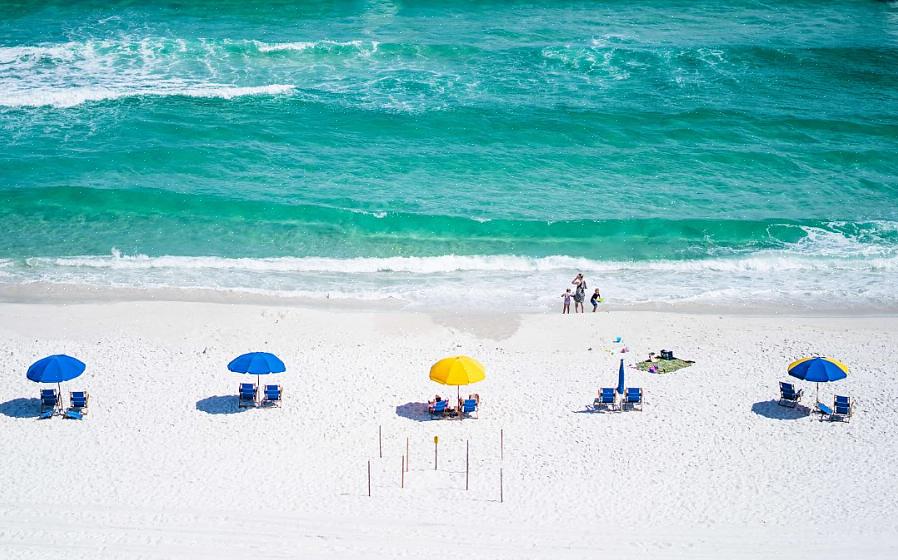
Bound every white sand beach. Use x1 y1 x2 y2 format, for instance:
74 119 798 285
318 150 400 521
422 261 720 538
2 297 897 559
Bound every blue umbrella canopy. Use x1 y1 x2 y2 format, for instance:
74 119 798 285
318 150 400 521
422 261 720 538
788 356 848 402
616 358 625 395
788 357 848 382
228 352 285 375
27 354 85 383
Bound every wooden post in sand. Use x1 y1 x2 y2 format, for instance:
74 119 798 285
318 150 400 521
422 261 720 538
500 467 503 503
500 428 504 461
378 425 383 458
465 440 470 491
433 436 439 470
401 456 405 489
367 461 371 497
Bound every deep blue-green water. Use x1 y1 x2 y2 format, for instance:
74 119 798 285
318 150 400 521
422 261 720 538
2 1 897 309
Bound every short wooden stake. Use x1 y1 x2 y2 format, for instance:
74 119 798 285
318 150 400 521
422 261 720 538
367 460 371 497
500 467 504 503
433 436 439 470
500 428 504 462
465 440 470 491
378 425 383 459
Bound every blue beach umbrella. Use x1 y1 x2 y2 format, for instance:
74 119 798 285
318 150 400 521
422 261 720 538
788 356 848 402
616 358 625 395
228 352 286 389
27 354 86 395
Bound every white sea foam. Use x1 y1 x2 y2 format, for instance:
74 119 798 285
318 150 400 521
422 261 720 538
6 246 897 312
0 84 295 108
0 38 299 108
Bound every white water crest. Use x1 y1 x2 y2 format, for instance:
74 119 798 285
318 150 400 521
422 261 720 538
5 245 898 312
0 38 297 108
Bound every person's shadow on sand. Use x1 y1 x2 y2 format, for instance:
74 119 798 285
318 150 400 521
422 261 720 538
196 395 247 415
751 399 810 420
395 402 434 422
0 397 42 419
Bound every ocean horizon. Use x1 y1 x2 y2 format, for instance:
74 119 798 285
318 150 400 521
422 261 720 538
2 0 897 311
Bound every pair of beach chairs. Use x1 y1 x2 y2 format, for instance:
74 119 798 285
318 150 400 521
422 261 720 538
40 389 89 420
594 387 643 412
429 397 479 419
778 382 853 422
238 383 283 408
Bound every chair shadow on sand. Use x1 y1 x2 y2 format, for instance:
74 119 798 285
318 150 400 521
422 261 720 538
395 402 434 422
751 399 810 420
0 397 42 419
196 395 247 415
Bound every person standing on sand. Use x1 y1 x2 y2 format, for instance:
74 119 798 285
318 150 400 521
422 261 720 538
572 274 587 313
561 288 573 314
590 288 602 312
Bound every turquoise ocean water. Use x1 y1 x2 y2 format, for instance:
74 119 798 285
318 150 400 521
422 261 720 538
2 1 898 310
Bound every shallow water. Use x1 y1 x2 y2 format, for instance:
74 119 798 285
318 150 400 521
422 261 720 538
2 1 897 310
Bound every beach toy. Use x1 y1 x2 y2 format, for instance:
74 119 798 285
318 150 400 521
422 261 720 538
620 346 629 354
613 336 622 343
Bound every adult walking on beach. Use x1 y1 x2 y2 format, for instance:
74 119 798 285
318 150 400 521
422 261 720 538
572 273 586 313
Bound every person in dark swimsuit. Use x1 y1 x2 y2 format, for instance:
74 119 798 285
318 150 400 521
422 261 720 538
590 288 602 312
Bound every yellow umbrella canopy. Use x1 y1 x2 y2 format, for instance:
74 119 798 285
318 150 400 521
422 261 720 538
429 355 485 401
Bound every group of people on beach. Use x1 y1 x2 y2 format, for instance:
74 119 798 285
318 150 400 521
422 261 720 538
561 273 601 314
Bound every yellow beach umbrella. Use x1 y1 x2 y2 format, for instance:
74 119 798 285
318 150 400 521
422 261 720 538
429 355 486 401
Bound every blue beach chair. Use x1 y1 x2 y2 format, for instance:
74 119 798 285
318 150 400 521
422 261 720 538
238 383 257 408
593 388 618 411
39 389 59 418
461 397 479 419
623 388 643 411
63 391 89 420
262 385 283 407
429 399 448 418
778 382 803 408
831 395 853 422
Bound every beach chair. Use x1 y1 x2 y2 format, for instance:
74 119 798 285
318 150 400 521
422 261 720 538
63 391 89 420
778 382 803 408
593 388 618 411
623 388 643 411
238 383 257 408
830 395 853 422
39 389 59 418
428 400 448 418
262 385 282 407
460 398 479 419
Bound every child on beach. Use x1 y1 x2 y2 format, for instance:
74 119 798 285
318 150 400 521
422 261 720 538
591 288 602 312
561 289 572 314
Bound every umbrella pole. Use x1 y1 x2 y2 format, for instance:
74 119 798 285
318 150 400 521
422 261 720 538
58 382 62 414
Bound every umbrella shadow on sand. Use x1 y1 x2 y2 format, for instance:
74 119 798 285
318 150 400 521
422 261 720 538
395 402 436 422
0 398 42 419
751 399 810 420
196 395 248 415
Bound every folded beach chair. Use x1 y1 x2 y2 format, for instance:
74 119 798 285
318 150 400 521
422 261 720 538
39 389 59 419
778 382 803 408
428 400 448 418
623 387 643 411
830 395 853 422
262 384 282 407
461 398 479 419
593 388 618 411
63 391 89 420
238 383 257 408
